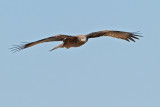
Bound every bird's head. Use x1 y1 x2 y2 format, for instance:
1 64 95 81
77 35 87 42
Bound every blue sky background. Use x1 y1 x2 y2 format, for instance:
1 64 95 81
1 0 160 107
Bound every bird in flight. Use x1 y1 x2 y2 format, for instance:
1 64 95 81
10 30 142 52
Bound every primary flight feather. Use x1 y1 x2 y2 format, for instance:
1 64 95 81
10 30 142 52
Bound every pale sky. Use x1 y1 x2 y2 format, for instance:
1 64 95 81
1 0 160 107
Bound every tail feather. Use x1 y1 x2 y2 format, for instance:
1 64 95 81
49 44 63 51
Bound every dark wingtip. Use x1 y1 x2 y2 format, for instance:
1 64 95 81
133 31 143 37
129 32 143 42
124 32 143 42
9 43 28 53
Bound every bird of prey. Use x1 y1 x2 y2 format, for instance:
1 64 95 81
10 30 142 52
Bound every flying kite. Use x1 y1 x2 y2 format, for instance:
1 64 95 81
10 30 142 52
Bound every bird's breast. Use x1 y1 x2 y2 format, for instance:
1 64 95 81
63 39 86 48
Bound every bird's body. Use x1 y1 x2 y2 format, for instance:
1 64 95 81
11 30 142 52
63 35 87 48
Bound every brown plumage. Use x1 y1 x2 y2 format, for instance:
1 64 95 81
10 30 142 52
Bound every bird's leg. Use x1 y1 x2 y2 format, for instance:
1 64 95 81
49 44 63 51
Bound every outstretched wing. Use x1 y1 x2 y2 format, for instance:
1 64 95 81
10 34 73 52
86 30 142 42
